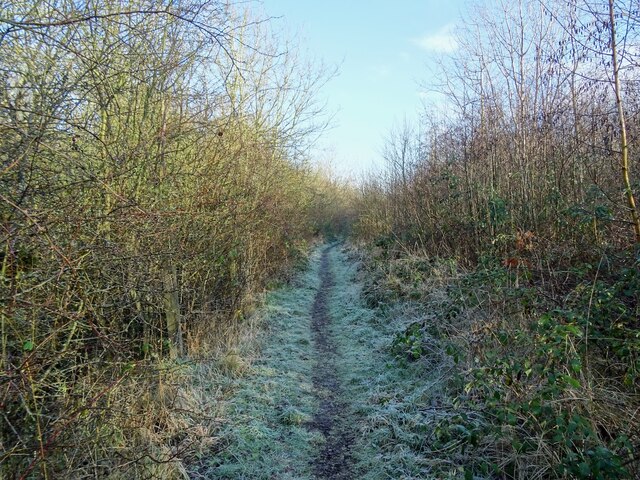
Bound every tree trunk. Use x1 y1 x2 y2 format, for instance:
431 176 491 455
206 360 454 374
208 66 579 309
609 0 640 243
163 263 183 358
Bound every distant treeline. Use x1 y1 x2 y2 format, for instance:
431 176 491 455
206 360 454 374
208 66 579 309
356 0 640 257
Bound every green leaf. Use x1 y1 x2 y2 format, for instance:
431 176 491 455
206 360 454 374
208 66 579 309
578 462 591 477
561 375 581 389
570 358 582 373
23 340 34 352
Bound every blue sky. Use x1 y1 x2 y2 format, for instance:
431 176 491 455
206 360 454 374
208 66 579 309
259 0 467 177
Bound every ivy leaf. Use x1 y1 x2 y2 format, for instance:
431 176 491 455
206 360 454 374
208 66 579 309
570 358 582 373
561 375 581 389
578 462 591 476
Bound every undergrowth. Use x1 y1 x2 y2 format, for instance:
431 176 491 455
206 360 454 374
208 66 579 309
359 241 640 479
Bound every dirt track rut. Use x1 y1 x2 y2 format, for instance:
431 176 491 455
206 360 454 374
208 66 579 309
309 244 354 479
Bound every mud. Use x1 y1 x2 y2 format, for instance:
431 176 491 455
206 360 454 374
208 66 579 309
308 244 354 480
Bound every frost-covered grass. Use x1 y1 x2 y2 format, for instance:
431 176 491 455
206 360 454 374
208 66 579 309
205 244 466 479
205 249 323 479
328 246 467 480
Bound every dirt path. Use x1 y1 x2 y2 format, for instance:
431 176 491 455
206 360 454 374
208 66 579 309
205 244 447 479
309 244 354 479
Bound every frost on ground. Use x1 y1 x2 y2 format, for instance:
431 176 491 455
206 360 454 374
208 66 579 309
205 244 460 479
203 247 321 479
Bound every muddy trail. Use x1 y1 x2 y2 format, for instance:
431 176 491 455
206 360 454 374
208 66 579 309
309 244 354 479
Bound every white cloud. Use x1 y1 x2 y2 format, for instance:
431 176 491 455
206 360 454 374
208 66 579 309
413 24 458 54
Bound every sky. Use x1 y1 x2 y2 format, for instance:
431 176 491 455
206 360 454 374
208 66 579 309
259 0 468 178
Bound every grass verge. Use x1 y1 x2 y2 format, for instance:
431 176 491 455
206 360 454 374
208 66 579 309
197 248 323 479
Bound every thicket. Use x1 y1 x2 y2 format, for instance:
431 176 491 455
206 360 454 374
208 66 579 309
354 0 640 477
0 1 341 477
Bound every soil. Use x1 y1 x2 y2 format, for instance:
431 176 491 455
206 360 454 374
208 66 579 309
308 244 354 479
